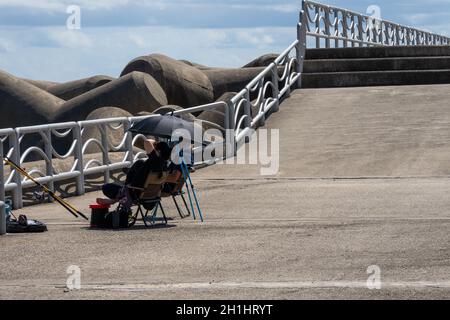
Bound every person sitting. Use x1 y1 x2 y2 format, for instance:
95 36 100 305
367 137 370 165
96 139 173 211
162 162 183 194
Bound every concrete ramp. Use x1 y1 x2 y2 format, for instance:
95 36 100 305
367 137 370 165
199 84 450 178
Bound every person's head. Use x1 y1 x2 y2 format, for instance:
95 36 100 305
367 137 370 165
155 141 172 161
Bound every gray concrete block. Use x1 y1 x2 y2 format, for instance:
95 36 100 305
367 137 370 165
54 71 167 123
121 54 214 108
0 69 65 128
203 67 269 100
47 75 114 100
243 54 278 68
82 107 133 154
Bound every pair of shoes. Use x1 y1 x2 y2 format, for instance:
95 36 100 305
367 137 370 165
18 214 28 226
6 215 48 233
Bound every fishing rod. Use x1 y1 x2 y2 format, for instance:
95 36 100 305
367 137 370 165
4 157 87 220
3 157 89 220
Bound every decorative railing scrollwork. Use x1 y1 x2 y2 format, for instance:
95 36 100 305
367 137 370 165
2 0 448 209
304 0 450 48
231 40 302 143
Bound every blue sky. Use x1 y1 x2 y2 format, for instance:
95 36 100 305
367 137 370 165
0 0 449 82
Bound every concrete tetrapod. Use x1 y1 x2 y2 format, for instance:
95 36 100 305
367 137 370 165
178 60 212 71
0 70 65 128
53 72 168 123
202 67 277 100
120 54 214 108
82 107 133 154
21 78 60 91
47 75 115 100
197 92 241 131
153 105 197 121
242 54 278 68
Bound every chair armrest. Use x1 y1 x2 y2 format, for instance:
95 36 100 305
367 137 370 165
126 185 145 191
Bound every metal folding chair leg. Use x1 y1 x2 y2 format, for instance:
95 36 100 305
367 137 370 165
158 202 168 224
172 194 190 219
180 193 191 217
136 200 168 227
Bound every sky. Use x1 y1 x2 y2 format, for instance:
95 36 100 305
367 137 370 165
0 0 449 82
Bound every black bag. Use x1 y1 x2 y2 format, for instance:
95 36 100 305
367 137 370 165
7 214 48 233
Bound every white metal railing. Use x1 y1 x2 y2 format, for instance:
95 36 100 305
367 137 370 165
304 0 450 48
0 103 228 209
0 201 5 235
231 39 302 145
1 0 449 211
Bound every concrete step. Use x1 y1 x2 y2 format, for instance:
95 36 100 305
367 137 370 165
306 46 450 60
304 57 450 73
302 69 450 88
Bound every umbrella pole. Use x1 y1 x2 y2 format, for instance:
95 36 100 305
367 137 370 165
181 160 204 222
180 160 197 221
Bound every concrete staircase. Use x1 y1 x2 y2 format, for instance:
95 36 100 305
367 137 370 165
303 45 450 88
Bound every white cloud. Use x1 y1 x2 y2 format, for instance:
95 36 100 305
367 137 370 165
0 25 294 81
0 0 300 13
128 34 146 47
46 29 93 48
0 38 15 52
236 30 275 47
0 0 65 11
0 0 137 12
230 3 299 13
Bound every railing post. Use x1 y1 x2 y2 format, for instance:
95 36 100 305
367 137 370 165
100 124 110 184
351 16 356 47
244 91 252 129
0 144 6 209
371 18 377 44
395 26 400 46
297 2 307 89
324 8 331 48
357 16 364 47
243 90 252 144
12 131 22 209
123 120 134 165
334 10 339 48
0 141 4 203
407 29 413 46
315 5 320 48
271 63 280 113
74 124 85 196
43 128 54 201
342 12 348 48
385 24 390 45
0 201 5 235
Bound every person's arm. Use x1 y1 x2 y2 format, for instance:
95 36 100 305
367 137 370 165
144 138 157 154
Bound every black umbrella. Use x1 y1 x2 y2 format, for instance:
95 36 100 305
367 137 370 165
129 114 204 144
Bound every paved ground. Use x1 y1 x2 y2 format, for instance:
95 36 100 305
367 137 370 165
1 85 450 299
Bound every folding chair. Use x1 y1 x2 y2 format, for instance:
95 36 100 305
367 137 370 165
127 171 169 228
161 178 191 219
